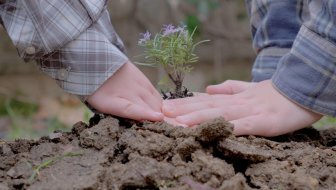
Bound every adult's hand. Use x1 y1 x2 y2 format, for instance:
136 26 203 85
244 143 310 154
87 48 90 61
87 61 164 121
163 80 322 137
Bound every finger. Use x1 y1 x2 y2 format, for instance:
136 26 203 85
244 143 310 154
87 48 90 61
162 97 238 118
175 106 252 126
232 115 282 137
118 86 155 111
206 80 253 95
152 87 164 100
162 100 218 118
190 92 208 97
99 97 164 121
162 101 209 118
141 88 163 112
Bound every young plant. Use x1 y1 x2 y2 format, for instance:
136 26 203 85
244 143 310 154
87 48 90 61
138 24 209 98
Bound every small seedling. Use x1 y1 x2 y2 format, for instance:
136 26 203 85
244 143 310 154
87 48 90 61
28 151 83 182
138 24 209 98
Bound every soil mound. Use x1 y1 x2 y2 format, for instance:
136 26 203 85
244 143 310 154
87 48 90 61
0 116 335 190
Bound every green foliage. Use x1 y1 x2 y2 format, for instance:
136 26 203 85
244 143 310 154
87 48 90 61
44 117 70 134
83 107 93 124
138 24 209 95
0 97 70 140
7 116 70 140
185 15 201 37
313 116 336 130
0 98 38 117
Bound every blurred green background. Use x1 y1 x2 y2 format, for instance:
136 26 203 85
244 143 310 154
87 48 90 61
0 0 334 140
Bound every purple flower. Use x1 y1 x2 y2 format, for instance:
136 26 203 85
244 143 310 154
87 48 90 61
175 25 186 32
175 25 188 37
162 24 188 37
162 24 177 36
138 31 151 45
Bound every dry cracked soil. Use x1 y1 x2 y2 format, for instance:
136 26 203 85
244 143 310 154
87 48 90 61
0 116 335 190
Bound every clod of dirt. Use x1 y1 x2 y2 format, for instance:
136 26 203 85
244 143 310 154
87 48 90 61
0 183 9 190
105 154 175 189
80 117 120 150
8 139 36 154
246 160 321 189
118 128 175 161
193 117 233 143
0 116 335 190
219 173 252 190
0 143 13 156
6 161 32 179
182 177 216 190
0 156 18 171
71 121 89 136
218 137 282 162
48 132 62 141
175 137 202 162
28 150 108 190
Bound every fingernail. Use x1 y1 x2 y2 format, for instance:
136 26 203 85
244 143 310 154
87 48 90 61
206 86 215 93
153 112 164 119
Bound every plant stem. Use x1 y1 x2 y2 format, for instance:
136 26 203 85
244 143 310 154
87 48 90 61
175 80 183 97
168 72 184 97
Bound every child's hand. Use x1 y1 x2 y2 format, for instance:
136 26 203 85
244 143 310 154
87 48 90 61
87 62 164 121
163 80 322 137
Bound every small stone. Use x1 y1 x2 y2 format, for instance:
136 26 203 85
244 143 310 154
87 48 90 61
49 132 62 140
6 168 16 178
1 144 13 156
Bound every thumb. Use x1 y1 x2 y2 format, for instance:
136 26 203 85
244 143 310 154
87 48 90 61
206 80 254 95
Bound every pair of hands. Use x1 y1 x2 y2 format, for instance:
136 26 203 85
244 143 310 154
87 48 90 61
87 62 322 137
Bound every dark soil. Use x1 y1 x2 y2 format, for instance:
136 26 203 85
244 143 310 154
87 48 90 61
161 87 194 100
0 116 335 190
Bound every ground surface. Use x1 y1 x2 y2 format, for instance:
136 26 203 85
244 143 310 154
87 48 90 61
0 116 335 190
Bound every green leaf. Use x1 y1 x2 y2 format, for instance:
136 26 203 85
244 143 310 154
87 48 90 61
185 15 201 37
192 39 210 52
134 62 157 67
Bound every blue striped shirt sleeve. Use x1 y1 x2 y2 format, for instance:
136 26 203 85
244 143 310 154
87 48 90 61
246 0 305 82
272 0 336 116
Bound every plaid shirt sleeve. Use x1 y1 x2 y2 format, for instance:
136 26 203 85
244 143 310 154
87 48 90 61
0 0 128 98
246 0 336 116
245 0 308 82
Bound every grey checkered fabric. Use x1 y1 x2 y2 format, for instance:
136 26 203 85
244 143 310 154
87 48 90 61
246 0 336 116
0 0 128 98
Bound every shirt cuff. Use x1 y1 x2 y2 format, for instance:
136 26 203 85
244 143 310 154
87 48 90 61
252 47 291 82
272 26 336 116
37 24 128 97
